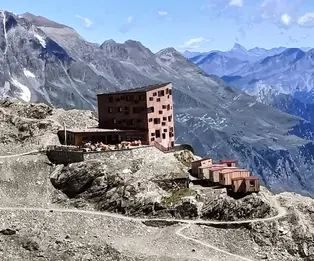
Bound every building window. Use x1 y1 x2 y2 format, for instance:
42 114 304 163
149 118 153 122
139 95 145 100
169 89 172 95
130 119 135 125
124 106 129 111
154 118 161 124
109 96 113 102
157 98 160 102
158 90 165 97
151 132 155 136
250 180 255 187
118 107 123 112
153 92 157 96
156 130 161 138
169 132 174 137
108 107 113 113
148 107 154 113
116 97 120 102
149 97 153 101
137 119 142 123
166 88 169 94
167 104 170 110
134 100 139 104
124 111 129 115
164 129 167 132
162 133 166 139
170 127 174 132
162 122 166 126
112 119 116 124
126 95 134 101
121 96 125 100
151 138 155 141
168 116 172 122
162 105 166 109
159 110 163 114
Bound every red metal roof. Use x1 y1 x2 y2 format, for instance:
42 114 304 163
231 177 245 181
244 176 259 180
192 158 212 164
220 159 237 163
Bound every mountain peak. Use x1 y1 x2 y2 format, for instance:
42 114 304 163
157 47 179 54
20 12 68 29
232 43 247 52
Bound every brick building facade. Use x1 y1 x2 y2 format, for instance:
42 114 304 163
97 82 175 149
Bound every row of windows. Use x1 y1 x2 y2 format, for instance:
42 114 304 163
148 116 172 124
147 105 172 113
151 131 174 139
108 94 145 102
111 119 142 125
108 107 146 114
151 88 172 97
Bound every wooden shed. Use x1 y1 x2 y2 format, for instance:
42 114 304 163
208 166 238 183
198 164 225 180
220 159 237 167
244 176 260 193
219 169 250 186
191 158 213 177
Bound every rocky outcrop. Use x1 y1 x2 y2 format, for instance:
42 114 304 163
201 192 277 221
50 154 276 221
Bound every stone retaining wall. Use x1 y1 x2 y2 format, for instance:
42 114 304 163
46 150 84 165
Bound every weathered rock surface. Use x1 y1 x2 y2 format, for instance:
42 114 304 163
50 151 276 221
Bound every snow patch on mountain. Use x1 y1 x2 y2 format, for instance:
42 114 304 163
23 68 36 78
34 33 46 48
10 79 31 102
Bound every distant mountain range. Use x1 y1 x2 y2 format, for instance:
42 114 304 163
184 44 314 124
2 11 314 196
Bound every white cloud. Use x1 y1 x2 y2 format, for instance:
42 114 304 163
75 14 93 28
127 16 133 24
297 12 314 27
281 13 291 25
229 0 243 7
179 37 213 50
158 11 168 16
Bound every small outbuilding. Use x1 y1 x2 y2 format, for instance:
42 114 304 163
208 165 238 183
231 176 260 193
191 158 213 177
219 168 250 186
220 159 237 167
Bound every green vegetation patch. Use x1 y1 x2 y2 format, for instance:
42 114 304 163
162 188 196 207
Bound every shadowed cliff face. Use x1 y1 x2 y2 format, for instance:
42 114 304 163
1 11 314 196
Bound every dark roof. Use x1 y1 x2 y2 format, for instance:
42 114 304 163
97 82 171 96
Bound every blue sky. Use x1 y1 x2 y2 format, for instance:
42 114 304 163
2 0 314 52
